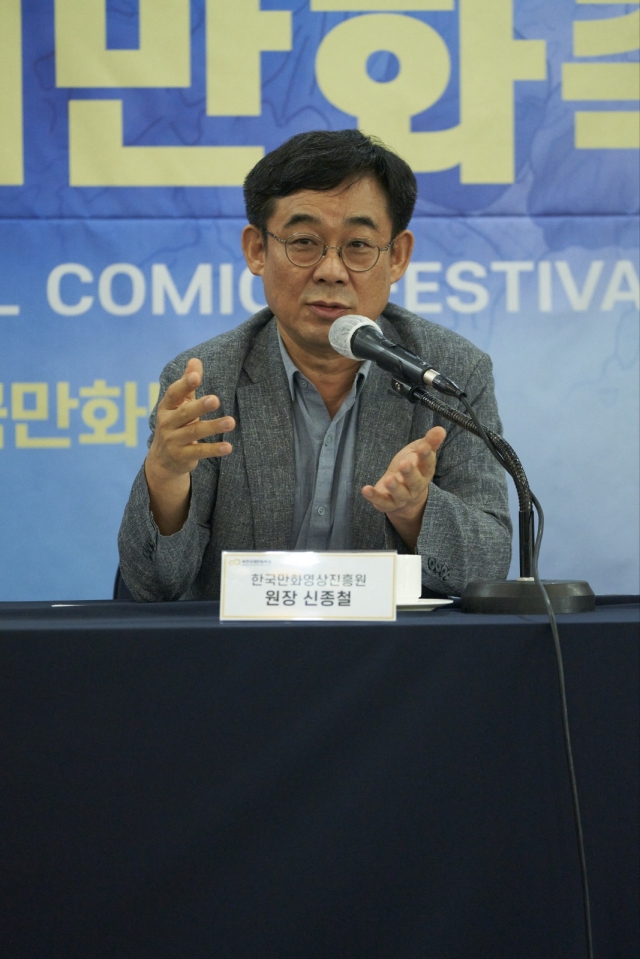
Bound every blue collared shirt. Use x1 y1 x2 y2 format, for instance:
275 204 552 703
277 332 371 550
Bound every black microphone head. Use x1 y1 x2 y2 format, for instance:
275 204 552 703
328 314 379 359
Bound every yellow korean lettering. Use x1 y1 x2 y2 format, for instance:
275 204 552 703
57 383 80 429
315 0 546 183
0 384 7 450
562 63 639 101
317 15 456 165
12 384 71 448
0 0 23 185
564 5 639 150
121 382 147 447
569 0 639 132
12 384 48 421
78 401 118 442
78 380 147 446
55 0 190 88
79 380 120 399
458 0 546 182
574 10 639 58
206 0 291 116
311 1 453 9
15 426 71 449
68 100 264 186
78 380 120 443
575 112 639 149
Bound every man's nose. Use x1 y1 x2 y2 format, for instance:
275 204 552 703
312 246 349 282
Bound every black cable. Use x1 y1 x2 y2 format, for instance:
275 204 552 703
531 490 544 566
458 397 595 959
530 492 594 959
401 380 595 959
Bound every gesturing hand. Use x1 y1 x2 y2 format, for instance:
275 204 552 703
361 426 446 550
145 358 235 535
147 357 235 481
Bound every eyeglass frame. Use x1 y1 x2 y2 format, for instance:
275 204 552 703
264 230 395 273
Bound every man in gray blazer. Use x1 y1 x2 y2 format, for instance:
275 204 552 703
119 130 511 601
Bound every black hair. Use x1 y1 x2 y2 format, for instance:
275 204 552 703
243 129 417 238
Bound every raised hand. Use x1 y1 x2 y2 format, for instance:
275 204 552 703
361 426 446 550
145 358 235 534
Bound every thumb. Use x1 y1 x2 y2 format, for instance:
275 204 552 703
426 426 446 452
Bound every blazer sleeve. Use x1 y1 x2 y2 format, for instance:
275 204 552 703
117 358 220 602
416 352 512 595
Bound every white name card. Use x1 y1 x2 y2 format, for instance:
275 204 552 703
220 551 397 622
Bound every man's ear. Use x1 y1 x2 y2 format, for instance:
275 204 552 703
389 230 414 283
241 224 266 276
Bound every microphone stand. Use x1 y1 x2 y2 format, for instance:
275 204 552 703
390 377 594 614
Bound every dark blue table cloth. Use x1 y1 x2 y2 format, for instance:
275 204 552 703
0 598 638 959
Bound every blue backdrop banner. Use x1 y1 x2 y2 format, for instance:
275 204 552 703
1 0 638 599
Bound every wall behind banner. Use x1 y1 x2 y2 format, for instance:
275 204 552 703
0 0 638 601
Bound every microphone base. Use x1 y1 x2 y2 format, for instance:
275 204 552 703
460 579 595 615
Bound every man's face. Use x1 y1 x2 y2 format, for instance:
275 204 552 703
242 176 414 358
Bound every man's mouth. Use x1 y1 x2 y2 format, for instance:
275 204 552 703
307 302 354 320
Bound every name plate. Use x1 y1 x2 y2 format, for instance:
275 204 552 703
220 551 397 622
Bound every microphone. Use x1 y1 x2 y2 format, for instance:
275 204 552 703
328 315 464 398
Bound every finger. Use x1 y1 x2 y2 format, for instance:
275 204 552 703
361 483 396 511
384 430 442 474
161 358 204 410
383 473 400 493
367 463 424 510
399 453 433 489
185 356 203 390
187 416 235 443
382 472 418 508
376 467 409 493
191 440 233 459
169 394 223 429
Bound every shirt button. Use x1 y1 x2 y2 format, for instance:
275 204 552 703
299 379 308 388
317 506 325 516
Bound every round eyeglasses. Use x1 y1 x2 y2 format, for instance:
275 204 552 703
265 231 394 273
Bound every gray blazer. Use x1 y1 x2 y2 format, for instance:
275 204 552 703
118 304 511 601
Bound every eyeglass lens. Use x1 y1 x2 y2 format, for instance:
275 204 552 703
285 235 380 271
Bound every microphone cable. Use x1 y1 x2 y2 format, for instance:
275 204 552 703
405 383 594 959
528 488 594 959
455 393 594 959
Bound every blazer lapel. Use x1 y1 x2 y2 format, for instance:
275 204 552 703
236 321 295 551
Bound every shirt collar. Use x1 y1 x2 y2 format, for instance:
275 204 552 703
276 327 371 401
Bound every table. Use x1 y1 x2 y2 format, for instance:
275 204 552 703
0 599 638 959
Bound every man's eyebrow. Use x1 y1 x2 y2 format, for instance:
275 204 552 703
345 214 378 231
281 212 380 231
282 213 321 229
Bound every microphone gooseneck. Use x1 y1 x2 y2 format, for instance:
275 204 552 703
390 377 534 579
